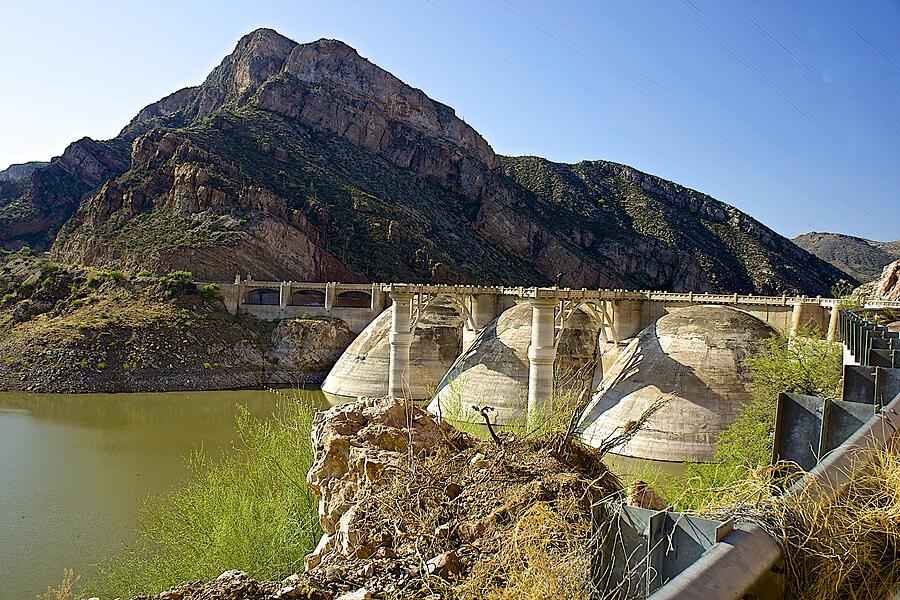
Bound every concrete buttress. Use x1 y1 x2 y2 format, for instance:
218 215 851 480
527 298 558 424
388 292 414 397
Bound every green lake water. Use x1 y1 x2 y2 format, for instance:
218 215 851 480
0 389 329 599
0 388 689 598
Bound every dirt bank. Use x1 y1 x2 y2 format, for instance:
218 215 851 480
0 250 353 392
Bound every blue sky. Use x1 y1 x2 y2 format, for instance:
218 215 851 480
1 0 898 241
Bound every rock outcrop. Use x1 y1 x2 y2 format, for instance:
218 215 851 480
269 317 355 385
304 396 462 571
300 396 618 597
869 259 900 301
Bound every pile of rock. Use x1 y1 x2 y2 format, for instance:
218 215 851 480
138 396 622 599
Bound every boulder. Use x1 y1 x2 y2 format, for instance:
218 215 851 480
304 396 461 570
269 317 355 385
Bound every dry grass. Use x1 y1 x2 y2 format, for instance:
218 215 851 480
311 430 620 597
457 502 596 600
37 569 82 600
661 444 900 600
758 445 900 600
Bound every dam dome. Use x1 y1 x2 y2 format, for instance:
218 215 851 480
577 305 773 462
322 299 464 401
428 301 601 426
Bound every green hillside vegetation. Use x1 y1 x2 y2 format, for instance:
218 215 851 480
503 156 846 294
0 249 271 393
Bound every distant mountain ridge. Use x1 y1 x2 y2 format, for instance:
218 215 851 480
0 28 850 295
0 161 49 181
793 232 900 283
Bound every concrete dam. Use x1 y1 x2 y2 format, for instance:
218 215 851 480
213 277 856 461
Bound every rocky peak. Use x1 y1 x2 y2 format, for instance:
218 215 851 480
122 86 199 136
191 28 298 119
52 137 126 187
282 38 498 170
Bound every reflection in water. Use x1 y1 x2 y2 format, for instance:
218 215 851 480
0 389 329 599
604 452 687 485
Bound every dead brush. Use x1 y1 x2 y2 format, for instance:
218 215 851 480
326 405 625 598
668 444 900 600
455 501 598 600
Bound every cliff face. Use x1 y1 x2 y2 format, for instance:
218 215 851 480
794 232 900 283
865 260 900 301
0 138 130 250
3 28 850 294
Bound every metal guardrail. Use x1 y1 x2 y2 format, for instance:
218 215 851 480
841 310 900 366
648 387 900 600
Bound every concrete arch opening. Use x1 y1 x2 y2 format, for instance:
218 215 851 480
290 290 326 307
246 288 279 305
335 291 372 308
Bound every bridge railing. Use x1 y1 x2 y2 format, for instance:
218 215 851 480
214 279 848 305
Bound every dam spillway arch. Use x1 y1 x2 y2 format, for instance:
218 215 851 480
427 301 606 426
209 279 862 442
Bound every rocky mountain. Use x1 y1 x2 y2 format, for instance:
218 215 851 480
794 232 900 283
855 259 900 301
0 139 129 250
0 28 850 294
0 161 49 181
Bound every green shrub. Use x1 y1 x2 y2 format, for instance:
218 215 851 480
160 270 195 296
83 401 321 598
201 283 221 300
85 270 127 287
136 269 155 278
96 362 106 370
174 309 194 327
745 325 842 406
